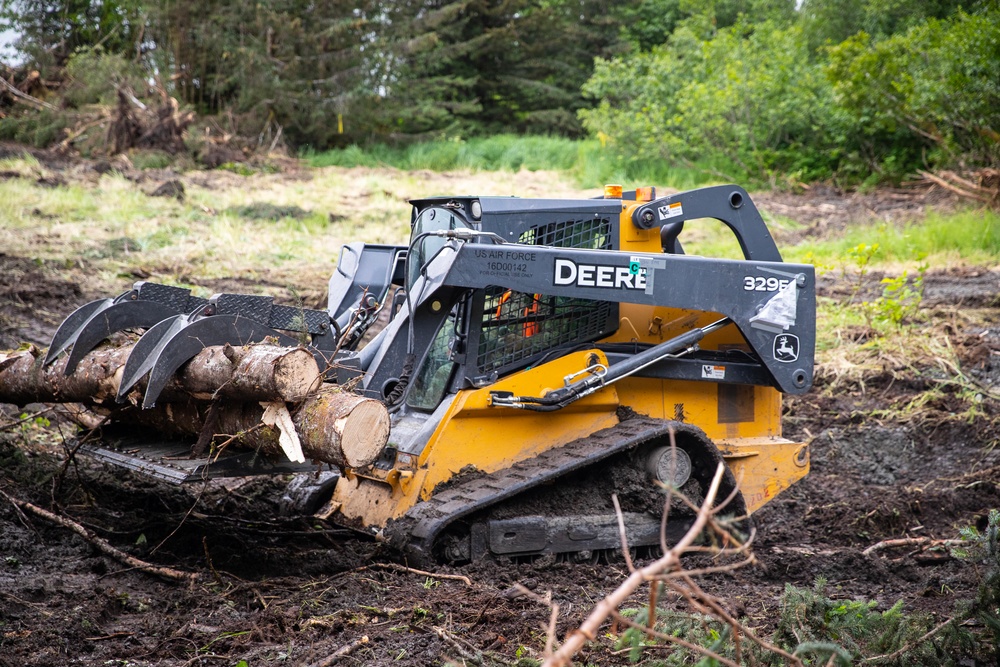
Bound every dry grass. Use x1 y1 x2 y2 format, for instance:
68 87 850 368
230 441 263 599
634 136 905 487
0 159 599 298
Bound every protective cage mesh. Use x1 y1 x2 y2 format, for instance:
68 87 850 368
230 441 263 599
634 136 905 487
476 217 615 374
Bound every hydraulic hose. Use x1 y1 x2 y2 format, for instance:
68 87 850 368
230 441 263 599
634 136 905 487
490 318 732 412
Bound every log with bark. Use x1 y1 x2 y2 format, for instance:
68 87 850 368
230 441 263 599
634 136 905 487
0 342 321 405
0 343 390 469
113 386 389 468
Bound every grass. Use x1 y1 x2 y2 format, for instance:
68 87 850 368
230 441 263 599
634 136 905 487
306 135 731 191
675 206 1000 269
0 157 596 300
787 209 1000 267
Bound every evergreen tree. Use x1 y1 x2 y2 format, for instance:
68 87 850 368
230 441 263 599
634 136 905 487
373 0 627 138
145 0 373 146
0 0 145 71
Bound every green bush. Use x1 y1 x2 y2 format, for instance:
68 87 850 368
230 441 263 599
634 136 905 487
580 20 838 187
954 509 1000 657
62 47 149 108
772 579 966 664
581 5 999 186
828 10 1000 171
0 109 68 147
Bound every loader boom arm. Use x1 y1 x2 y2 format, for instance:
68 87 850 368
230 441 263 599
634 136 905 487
360 233 814 403
445 241 814 393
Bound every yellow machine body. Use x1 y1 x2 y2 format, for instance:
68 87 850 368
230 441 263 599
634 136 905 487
331 198 810 530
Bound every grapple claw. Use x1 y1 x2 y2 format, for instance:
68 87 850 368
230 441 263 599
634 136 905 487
117 314 194 402
47 282 209 370
122 314 301 408
63 300 184 374
45 294 126 365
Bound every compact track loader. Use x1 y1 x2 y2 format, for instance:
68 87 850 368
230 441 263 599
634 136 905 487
0 184 815 564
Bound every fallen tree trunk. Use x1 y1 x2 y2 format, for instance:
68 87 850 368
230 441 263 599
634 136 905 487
110 387 389 468
0 343 321 405
0 344 387 468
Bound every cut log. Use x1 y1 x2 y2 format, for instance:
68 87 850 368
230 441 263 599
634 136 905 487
294 388 390 467
167 343 321 403
0 345 387 469
0 346 128 405
0 344 321 406
110 387 390 468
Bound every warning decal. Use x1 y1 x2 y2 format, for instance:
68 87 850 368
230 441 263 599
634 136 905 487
701 364 726 380
658 202 683 220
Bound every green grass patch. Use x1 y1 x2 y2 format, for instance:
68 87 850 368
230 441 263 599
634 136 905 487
305 135 733 190
786 208 1000 267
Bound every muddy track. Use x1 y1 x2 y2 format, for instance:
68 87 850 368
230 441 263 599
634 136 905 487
2 175 1000 665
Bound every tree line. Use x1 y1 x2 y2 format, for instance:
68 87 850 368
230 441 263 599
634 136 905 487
2 0 997 184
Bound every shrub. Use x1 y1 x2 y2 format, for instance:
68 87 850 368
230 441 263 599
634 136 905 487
580 20 839 186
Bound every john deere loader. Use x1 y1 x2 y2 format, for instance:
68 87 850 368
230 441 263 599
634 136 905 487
0 184 814 564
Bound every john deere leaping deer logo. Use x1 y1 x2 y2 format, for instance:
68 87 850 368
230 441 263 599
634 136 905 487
773 334 799 363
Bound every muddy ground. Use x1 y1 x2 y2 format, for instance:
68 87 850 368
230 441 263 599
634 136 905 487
1 152 1000 666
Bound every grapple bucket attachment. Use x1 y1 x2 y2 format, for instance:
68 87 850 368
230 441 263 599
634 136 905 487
41 280 341 408
118 312 301 408
45 282 209 369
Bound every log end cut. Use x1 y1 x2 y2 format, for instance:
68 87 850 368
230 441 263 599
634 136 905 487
298 388 391 469
338 399 391 468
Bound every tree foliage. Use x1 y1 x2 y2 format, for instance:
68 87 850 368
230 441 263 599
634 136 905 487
581 1 998 184
2 0 998 178
581 19 836 183
828 11 1000 169
0 0 145 71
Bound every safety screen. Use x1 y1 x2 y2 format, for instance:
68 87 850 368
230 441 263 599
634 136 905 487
476 217 615 374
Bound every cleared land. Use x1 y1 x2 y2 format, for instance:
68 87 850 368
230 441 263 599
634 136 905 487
1 145 998 665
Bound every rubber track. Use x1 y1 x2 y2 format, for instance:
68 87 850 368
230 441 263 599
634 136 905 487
394 416 711 565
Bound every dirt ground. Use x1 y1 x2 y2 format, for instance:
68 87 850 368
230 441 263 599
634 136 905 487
1 150 999 666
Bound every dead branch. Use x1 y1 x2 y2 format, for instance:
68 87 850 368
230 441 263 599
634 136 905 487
918 170 992 203
543 464 726 667
0 488 198 584
654 553 757 580
545 603 560 659
862 536 961 557
429 625 483 665
0 77 57 110
56 114 111 152
306 635 369 667
611 493 636 572
344 562 473 587
862 615 955 663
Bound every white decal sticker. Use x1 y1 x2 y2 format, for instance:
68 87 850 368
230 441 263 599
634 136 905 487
702 364 726 380
773 334 800 363
657 202 683 220
749 281 799 333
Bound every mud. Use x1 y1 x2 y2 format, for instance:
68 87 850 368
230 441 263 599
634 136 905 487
2 165 1000 665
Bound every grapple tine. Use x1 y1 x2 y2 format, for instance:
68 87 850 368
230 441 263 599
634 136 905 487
63 300 184 374
44 297 118 365
117 314 193 401
141 315 300 408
